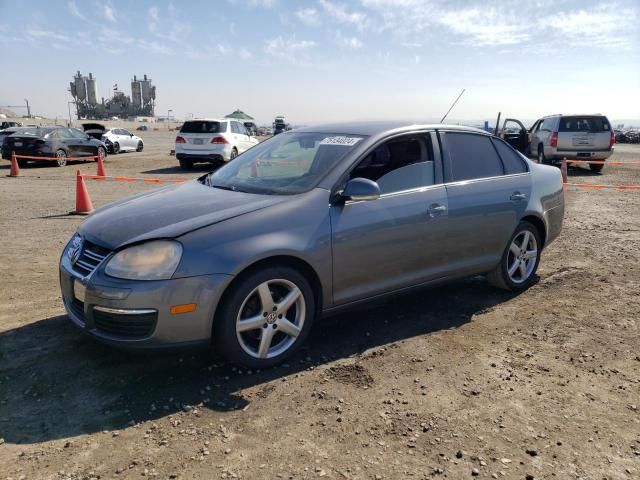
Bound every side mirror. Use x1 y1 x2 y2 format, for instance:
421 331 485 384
342 178 380 202
130 133 134 137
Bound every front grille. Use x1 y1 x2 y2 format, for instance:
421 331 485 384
72 240 111 277
69 298 85 319
93 309 157 339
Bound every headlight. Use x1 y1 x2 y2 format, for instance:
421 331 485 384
65 234 82 260
105 240 183 281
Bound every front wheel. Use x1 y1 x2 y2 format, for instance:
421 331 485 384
537 146 550 165
214 266 316 368
55 149 68 167
487 221 541 291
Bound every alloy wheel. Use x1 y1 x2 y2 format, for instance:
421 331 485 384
235 279 306 359
507 230 538 284
56 150 67 167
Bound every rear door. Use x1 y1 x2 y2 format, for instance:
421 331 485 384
69 128 94 156
557 115 612 154
179 120 225 152
56 128 79 155
439 131 531 275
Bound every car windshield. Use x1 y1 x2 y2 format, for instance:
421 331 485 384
181 121 222 133
203 132 366 195
559 116 609 132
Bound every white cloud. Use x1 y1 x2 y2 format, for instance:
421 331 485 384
249 0 277 7
68 1 87 21
320 0 368 29
149 6 159 22
296 7 321 27
103 2 116 23
25 28 69 43
336 31 364 48
439 8 530 46
264 35 316 63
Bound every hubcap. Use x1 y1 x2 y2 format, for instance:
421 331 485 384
236 279 305 359
507 230 538 284
57 151 67 166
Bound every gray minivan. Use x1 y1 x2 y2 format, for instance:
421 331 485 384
528 114 614 172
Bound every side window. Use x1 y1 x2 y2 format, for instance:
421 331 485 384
539 119 550 132
121 129 130 136
231 122 240 134
445 132 504 182
350 135 436 194
238 124 249 135
69 128 87 139
492 138 528 174
57 128 73 139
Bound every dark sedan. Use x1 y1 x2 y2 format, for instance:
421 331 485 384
2 126 107 167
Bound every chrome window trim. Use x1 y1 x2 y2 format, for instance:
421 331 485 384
443 171 530 188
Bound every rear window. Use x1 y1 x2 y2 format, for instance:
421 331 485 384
180 121 225 134
559 116 609 132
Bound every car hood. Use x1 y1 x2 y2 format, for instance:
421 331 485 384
78 181 288 250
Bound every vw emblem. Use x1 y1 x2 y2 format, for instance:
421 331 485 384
68 236 83 264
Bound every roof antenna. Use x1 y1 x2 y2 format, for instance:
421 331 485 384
439 88 466 123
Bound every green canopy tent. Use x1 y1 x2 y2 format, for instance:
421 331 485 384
224 109 254 121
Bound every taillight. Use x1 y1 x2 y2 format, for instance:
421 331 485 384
609 130 615 148
211 136 228 144
550 131 558 148
175 136 186 143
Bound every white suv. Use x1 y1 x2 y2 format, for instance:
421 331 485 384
175 118 259 170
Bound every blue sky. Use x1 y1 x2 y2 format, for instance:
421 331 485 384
1 0 639 125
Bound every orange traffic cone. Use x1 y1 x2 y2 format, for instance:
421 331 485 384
96 149 106 177
561 157 568 183
7 151 20 177
71 170 94 215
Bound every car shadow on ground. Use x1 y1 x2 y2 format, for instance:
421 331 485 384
142 165 216 175
566 165 602 177
0 277 523 445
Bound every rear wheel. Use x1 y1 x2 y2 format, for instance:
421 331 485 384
136 141 143 152
179 159 193 170
230 148 238 160
214 266 316 368
488 221 541 291
589 162 604 173
537 146 550 165
17 159 28 168
113 142 120 154
55 149 67 167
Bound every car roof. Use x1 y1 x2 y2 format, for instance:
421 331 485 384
186 118 228 123
294 120 489 136
542 113 605 118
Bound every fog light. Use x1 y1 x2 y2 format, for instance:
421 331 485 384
170 303 196 314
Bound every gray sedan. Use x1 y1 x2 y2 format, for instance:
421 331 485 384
59 122 564 368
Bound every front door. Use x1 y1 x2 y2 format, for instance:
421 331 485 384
330 133 449 305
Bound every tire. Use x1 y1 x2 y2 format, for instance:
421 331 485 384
487 221 542 291
179 159 193 170
589 162 604 173
214 266 316 368
55 149 67 167
230 148 238 160
17 159 28 168
97 147 107 162
113 142 120 154
136 141 143 152
537 145 550 165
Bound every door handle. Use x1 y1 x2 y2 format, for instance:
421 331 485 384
510 192 527 201
428 203 447 217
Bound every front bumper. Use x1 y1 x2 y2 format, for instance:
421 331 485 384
59 253 232 349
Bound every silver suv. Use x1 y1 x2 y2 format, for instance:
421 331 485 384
529 114 614 172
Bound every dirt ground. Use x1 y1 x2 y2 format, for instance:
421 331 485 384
0 128 638 480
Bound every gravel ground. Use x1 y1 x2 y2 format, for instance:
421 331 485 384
0 130 638 480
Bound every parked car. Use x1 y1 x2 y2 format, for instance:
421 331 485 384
83 123 144 154
0 126 31 150
174 118 259 170
59 121 564 367
2 126 107 167
136 125 149 131
0 121 22 130
243 122 258 136
528 114 614 172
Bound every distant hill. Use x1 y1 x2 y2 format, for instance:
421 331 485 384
0 107 17 117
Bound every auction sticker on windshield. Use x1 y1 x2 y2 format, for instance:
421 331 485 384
319 136 362 146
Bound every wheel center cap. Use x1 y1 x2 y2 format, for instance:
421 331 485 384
266 312 278 324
